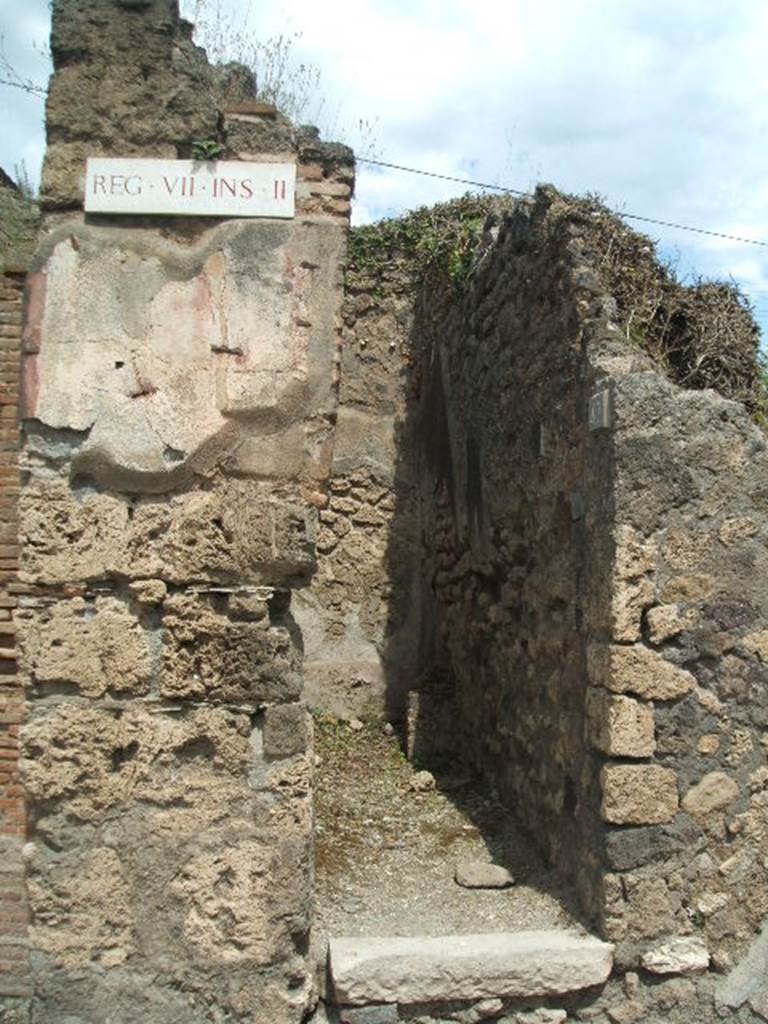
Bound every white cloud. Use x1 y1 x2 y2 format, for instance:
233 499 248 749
3 0 768 337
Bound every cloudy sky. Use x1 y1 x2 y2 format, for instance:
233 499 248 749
3 0 768 338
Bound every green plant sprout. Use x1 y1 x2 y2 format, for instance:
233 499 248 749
191 139 224 161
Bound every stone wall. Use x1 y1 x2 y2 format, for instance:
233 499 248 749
16 2 352 1021
310 191 768 1020
295 253 426 721
408 195 615 919
307 195 619 916
0 269 30 1008
12 3 768 1021
599 371 768 977
408 192 768 1015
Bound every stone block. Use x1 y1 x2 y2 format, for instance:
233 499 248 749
226 423 314 481
605 1001 645 1023
661 574 714 603
716 921 768 1010
463 998 505 1021
589 643 695 701
510 1012 567 1024
681 772 740 819
697 734 720 755
750 991 768 1021
128 578 166 605
587 689 655 758
161 591 301 705
338 1005 398 1024
613 424 699 534
603 874 682 941
329 931 614 1006
263 703 312 759
612 525 656 642
18 596 154 699
21 702 251 819
169 839 279 966
25 844 134 970
645 604 698 645
742 630 768 662
454 861 514 889
19 478 130 585
331 408 397 482
604 817 703 871
641 937 710 975
21 700 312 1011
719 516 758 545
20 477 316 587
661 527 713 572
601 765 679 825
228 590 270 621
130 483 317 586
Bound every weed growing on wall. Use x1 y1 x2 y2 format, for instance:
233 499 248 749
349 186 763 419
0 31 49 97
0 165 39 269
754 354 768 427
570 194 761 413
182 0 380 157
190 139 224 161
185 1 322 124
347 193 507 292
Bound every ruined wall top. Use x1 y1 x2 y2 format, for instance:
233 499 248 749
43 0 219 207
42 0 353 210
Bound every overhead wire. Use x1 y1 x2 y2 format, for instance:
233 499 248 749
357 158 768 251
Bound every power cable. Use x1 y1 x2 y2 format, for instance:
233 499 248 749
358 158 768 251
358 159 529 198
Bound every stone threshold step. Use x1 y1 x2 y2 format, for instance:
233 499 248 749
329 931 614 1007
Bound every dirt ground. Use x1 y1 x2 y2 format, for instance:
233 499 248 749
312 714 584 950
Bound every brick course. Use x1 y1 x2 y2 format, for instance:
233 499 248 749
0 270 29 999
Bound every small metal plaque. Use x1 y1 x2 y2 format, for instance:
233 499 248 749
569 490 585 520
589 390 611 431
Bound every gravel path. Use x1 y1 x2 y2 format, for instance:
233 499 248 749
312 715 584 949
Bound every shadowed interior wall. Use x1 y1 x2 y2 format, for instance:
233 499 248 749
408 198 613 919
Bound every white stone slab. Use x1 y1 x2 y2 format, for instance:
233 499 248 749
84 158 295 217
329 931 614 1006
641 936 709 975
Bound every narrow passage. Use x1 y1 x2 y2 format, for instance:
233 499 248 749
312 713 583 946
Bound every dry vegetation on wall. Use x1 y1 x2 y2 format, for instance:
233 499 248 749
348 187 764 417
0 172 39 270
183 0 381 157
572 194 762 414
347 193 506 292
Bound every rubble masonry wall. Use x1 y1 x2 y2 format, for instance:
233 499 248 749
13 1 351 1021
309 190 768 1020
